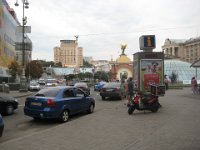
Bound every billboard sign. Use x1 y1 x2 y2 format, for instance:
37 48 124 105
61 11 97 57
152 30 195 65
16 26 31 33
140 59 164 92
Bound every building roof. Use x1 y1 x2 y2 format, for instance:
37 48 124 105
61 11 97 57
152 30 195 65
167 39 186 44
164 59 200 82
190 59 200 68
116 54 131 63
185 37 200 44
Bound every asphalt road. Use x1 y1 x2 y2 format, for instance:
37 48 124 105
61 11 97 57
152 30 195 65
0 88 200 150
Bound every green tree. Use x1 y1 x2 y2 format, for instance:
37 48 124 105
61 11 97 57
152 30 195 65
55 62 62 67
77 73 85 80
8 60 21 79
83 60 93 67
94 71 109 82
25 60 43 79
40 60 55 67
85 72 93 79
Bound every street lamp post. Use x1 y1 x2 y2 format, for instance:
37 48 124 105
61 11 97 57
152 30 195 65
15 0 29 92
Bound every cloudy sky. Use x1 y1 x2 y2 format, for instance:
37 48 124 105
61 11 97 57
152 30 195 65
8 0 200 61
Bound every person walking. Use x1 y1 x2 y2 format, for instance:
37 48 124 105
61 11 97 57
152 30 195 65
120 79 126 99
127 77 134 106
164 75 169 90
191 77 198 94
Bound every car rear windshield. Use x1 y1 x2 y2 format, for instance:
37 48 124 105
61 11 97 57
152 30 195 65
46 79 57 83
30 82 39 86
74 83 87 88
103 82 120 88
34 88 61 97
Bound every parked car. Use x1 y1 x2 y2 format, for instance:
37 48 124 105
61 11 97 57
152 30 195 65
28 81 41 91
100 82 125 100
24 86 95 122
0 95 18 115
94 81 106 91
46 79 58 86
0 114 4 137
38 79 46 86
74 82 90 95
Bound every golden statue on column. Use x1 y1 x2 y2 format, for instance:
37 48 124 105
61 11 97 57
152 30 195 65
121 44 127 55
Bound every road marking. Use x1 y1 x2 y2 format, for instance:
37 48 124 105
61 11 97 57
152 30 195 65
18 104 25 107
0 119 73 146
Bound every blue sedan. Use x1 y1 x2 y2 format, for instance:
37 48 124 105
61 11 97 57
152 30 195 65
24 86 95 122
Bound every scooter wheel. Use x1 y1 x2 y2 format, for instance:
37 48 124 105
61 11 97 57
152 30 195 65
128 106 135 115
151 104 159 112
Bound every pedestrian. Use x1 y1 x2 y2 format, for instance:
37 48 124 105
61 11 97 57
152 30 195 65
191 77 198 94
164 75 169 90
120 79 126 99
127 77 134 106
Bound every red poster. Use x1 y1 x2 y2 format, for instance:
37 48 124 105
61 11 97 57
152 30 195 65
144 74 160 89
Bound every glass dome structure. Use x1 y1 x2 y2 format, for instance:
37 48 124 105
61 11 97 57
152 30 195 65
164 59 200 84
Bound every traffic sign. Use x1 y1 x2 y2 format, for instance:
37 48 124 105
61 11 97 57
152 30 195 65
139 35 156 51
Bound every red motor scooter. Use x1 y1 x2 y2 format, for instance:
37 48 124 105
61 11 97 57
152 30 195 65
128 91 161 115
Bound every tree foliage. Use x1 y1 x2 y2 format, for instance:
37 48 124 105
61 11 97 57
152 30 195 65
40 60 55 67
83 60 93 67
25 60 43 79
8 60 21 78
38 60 63 67
94 71 109 82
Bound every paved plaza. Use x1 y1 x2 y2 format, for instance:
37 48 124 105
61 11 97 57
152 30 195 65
0 87 200 150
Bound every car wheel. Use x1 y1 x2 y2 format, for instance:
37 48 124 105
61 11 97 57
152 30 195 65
87 104 94 114
6 104 14 115
33 117 40 121
151 103 159 112
60 110 69 123
102 96 105 100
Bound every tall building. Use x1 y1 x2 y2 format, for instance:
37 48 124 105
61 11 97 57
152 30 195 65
83 56 93 64
77 47 83 67
54 40 83 67
162 37 200 63
0 0 32 82
54 46 60 63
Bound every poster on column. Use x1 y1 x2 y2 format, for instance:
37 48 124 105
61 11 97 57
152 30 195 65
140 59 163 92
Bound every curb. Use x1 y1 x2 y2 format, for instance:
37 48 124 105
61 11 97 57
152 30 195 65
14 93 33 98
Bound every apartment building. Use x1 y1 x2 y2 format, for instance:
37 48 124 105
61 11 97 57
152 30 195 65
162 37 200 63
77 47 83 67
54 40 83 67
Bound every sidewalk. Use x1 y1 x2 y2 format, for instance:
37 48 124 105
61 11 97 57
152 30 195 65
0 91 33 98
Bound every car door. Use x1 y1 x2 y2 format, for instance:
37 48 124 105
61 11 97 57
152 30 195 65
0 97 5 114
62 89 80 114
74 88 87 111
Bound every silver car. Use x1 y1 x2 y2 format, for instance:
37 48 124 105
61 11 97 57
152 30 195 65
28 82 41 91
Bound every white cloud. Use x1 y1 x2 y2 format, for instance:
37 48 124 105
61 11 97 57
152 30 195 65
8 0 200 61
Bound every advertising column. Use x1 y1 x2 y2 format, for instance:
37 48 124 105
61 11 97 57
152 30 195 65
133 35 164 93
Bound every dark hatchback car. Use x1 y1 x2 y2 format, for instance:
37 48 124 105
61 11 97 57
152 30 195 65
0 114 4 137
100 82 125 100
74 82 90 95
0 95 18 115
24 86 95 122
